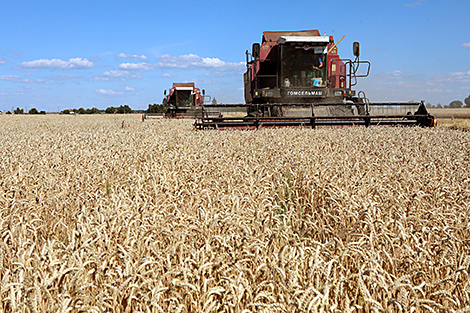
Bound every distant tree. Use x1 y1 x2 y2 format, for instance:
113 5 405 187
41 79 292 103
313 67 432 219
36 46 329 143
464 95 470 108
448 100 463 108
147 103 166 113
436 103 443 108
105 107 116 114
116 105 132 114
77 107 86 114
6 111 11 114
39 111 46 115
29 108 39 114
105 105 133 114
61 109 71 114
14 107 24 114
212 98 217 105
85 107 101 114
425 102 432 108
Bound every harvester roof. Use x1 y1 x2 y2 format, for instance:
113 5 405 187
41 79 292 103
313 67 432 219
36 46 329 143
172 82 195 88
262 30 321 43
172 82 195 91
277 36 330 44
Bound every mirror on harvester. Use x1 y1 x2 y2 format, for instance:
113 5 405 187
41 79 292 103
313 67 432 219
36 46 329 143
252 43 260 59
353 42 360 57
164 90 167 95
202 89 205 95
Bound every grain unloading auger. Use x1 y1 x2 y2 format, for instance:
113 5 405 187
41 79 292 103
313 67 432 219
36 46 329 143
194 30 436 129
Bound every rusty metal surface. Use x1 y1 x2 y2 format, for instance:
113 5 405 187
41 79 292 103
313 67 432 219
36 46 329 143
263 30 321 43
172 83 195 88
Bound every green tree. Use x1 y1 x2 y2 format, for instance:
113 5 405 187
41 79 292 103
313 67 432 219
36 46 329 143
464 95 470 108
105 105 133 114
6 111 11 114
147 103 166 113
436 103 443 108
84 107 101 114
40 111 46 115
212 98 217 105
61 109 71 114
105 107 116 114
448 100 463 108
14 107 24 114
29 108 39 114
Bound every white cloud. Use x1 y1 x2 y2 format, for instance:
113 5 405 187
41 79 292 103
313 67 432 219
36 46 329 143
462 43 470 48
124 86 135 91
0 58 7 65
20 57 94 70
0 75 50 84
447 70 470 82
161 73 177 78
117 53 149 61
118 62 153 71
156 54 245 72
0 75 19 81
93 70 142 81
96 89 123 95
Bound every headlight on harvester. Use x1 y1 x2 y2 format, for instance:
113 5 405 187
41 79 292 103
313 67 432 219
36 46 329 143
334 91 343 96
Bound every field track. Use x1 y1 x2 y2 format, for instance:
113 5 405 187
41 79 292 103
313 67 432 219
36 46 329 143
1 114 469 312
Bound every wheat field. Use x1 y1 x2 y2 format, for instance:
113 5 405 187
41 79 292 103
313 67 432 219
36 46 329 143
0 114 469 312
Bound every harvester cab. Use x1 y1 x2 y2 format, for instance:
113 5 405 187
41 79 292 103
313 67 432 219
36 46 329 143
244 30 371 114
163 83 205 118
194 30 436 129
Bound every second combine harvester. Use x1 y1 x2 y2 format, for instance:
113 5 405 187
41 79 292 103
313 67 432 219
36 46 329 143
195 30 436 129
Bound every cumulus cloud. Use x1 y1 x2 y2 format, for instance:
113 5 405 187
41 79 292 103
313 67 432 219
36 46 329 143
0 75 19 81
93 70 142 81
117 53 149 61
20 57 94 70
96 89 123 95
161 73 177 78
0 58 7 64
0 74 50 84
156 54 245 72
462 43 470 48
118 62 153 71
96 86 135 95
447 70 470 82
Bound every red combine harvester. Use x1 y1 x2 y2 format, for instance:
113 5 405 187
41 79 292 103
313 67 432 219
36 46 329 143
163 83 206 118
194 30 436 129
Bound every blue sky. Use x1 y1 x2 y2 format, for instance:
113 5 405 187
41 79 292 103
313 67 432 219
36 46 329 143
1 0 469 112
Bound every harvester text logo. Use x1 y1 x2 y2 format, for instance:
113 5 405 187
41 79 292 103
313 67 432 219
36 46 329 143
287 90 323 96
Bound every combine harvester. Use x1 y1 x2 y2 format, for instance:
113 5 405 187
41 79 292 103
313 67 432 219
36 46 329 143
163 83 210 118
194 30 436 129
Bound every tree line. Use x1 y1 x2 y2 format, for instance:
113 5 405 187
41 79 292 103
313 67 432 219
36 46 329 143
2 104 166 115
4 96 470 115
426 95 470 109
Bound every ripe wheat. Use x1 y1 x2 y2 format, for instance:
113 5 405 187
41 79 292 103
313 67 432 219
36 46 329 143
0 114 469 312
